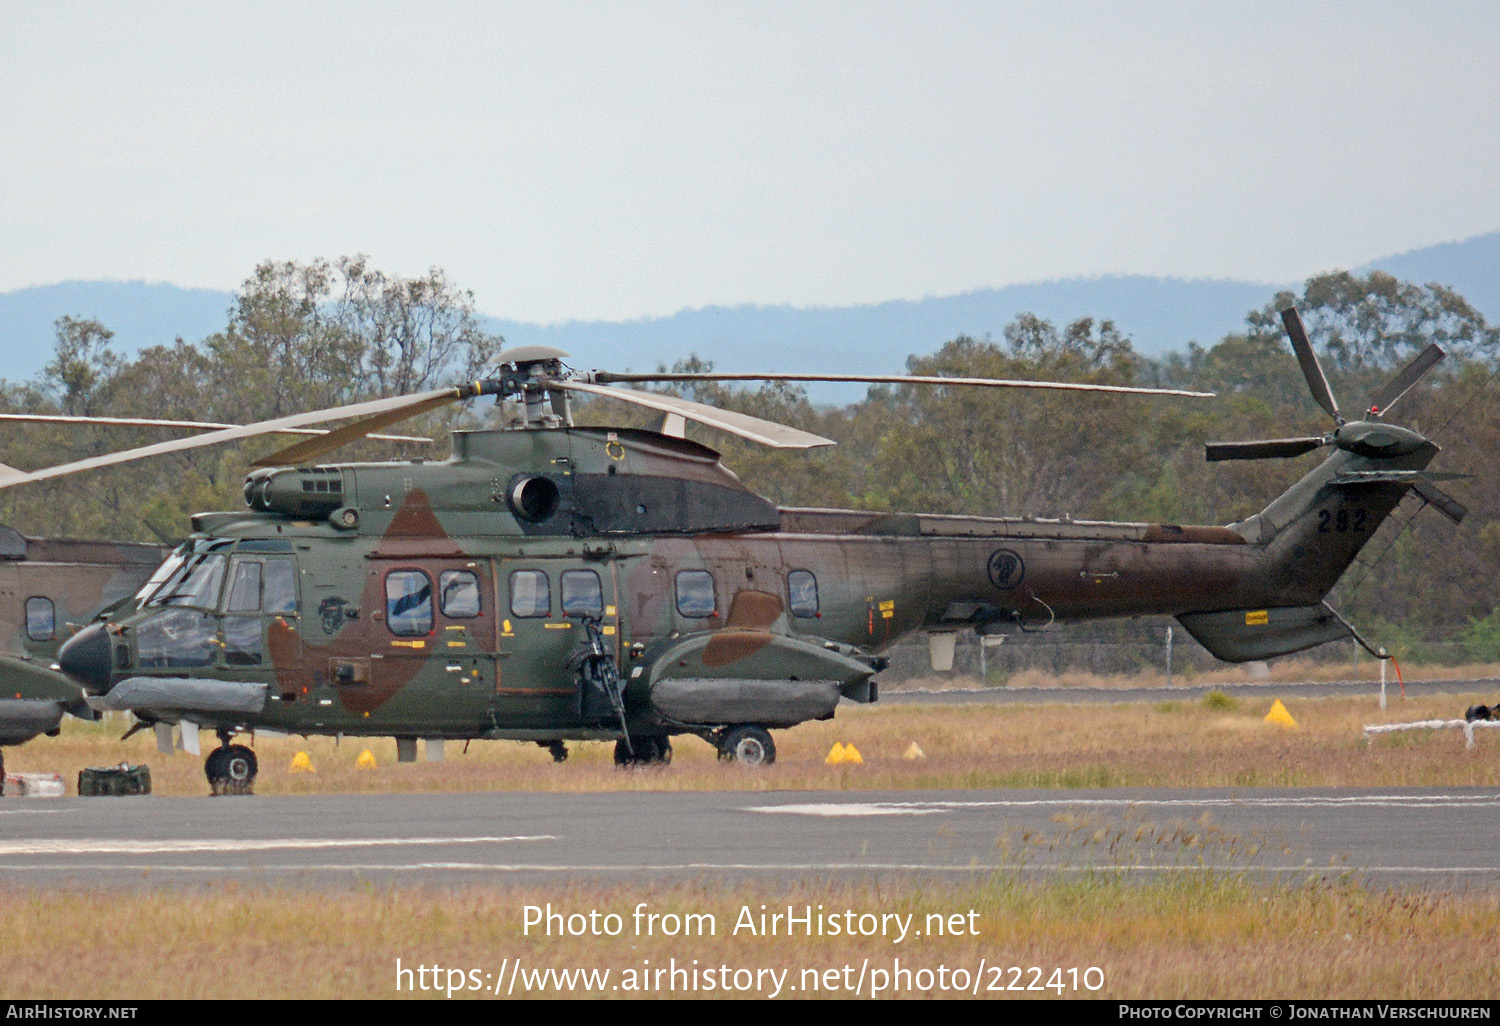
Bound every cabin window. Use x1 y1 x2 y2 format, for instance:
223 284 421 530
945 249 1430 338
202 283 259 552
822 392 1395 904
787 570 819 617
440 570 481 618
25 597 54 641
675 570 716 617
385 570 434 636
561 570 604 617
509 570 551 618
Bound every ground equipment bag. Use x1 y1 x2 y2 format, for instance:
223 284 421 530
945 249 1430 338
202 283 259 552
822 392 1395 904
77 763 152 796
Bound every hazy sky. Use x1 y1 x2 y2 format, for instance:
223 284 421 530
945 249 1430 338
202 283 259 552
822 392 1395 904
3 1 1497 322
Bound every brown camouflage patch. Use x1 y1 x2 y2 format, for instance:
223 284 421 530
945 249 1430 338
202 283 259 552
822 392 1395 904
702 629 774 667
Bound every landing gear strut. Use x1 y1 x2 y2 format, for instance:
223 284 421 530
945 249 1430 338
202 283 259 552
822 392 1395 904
205 729 258 796
614 735 672 767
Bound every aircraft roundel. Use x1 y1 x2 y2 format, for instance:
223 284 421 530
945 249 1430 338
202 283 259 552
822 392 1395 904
986 548 1025 589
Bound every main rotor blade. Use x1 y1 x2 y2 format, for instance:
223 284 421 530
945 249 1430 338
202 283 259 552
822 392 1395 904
553 381 835 448
1366 343 1446 419
251 393 464 467
0 412 430 444
589 371 1214 399
1281 307 1341 423
1204 437 1326 462
0 385 484 490
1412 480 1468 524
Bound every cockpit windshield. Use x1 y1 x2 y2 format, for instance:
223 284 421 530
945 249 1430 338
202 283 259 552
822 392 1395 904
144 551 229 609
134 544 189 604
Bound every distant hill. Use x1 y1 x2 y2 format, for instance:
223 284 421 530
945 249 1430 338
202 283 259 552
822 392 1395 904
1355 231 1500 315
0 281 232 384
484 276 1282 402
2 231 1495 401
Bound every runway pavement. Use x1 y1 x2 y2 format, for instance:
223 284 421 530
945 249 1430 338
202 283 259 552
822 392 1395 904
2 787 1498 890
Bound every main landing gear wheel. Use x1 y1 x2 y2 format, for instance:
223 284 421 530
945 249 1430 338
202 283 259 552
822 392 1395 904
205 743 258 796
718 725 776 766
613 736 672 767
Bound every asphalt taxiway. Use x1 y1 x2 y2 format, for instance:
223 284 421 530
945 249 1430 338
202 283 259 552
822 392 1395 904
2 787 1497 889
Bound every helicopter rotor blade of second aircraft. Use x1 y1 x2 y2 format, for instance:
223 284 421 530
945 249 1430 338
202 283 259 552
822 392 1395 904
0 385 485 490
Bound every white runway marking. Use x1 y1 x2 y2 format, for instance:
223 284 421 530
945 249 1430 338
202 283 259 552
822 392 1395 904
747 794 1500 816
748 804 945 816
0 835 555 856
0 808 74 815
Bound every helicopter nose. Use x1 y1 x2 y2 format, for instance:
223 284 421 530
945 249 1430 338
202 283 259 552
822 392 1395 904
57 622 113 695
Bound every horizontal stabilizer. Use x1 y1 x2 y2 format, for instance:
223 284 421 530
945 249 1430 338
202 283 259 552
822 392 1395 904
1330 470 1471 485
1176 603 1352 662
1412 480 1468 524
1205 437 1325 462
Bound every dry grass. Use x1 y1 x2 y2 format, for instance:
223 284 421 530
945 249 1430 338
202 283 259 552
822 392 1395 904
898 657 1500 692
1 873 1497 999
6 690 1499 795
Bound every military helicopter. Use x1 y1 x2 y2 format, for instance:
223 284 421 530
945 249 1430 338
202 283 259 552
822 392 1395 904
18 308 1464 791
0 414 428 786
0 529 164 787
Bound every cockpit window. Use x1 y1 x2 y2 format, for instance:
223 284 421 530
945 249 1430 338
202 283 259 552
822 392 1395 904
146 553 227 609
225 561 262 612
263 559 298 614
222 557 297 614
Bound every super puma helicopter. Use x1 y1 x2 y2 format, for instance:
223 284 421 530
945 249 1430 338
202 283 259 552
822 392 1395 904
0 413 430 785
32 307 1462 791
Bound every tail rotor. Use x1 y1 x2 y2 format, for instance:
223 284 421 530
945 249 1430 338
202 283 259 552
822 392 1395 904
1205 306 1468 523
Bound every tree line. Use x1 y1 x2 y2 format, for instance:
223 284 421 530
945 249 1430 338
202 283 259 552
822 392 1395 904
2 258 1496 655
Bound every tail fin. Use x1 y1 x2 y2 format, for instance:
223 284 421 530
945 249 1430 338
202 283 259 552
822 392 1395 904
1233 438 1437 605
1182 309 1466 661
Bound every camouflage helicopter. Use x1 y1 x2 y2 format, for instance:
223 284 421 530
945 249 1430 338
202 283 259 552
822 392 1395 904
15 308 1463 791
0 413 428 786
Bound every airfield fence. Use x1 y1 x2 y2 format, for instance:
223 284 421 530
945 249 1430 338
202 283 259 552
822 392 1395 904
875 618 1489 687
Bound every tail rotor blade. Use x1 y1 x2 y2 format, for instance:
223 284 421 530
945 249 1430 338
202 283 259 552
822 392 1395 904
1281 307 1341 423
1205 437 1326 462
1366 343 1446 419
1412 480 1468 524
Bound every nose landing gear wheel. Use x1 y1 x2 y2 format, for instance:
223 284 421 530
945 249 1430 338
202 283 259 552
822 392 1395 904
205 743 258 796
718 725 775 766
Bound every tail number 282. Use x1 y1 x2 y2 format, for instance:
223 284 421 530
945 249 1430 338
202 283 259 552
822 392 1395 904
1317 507 1367 533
